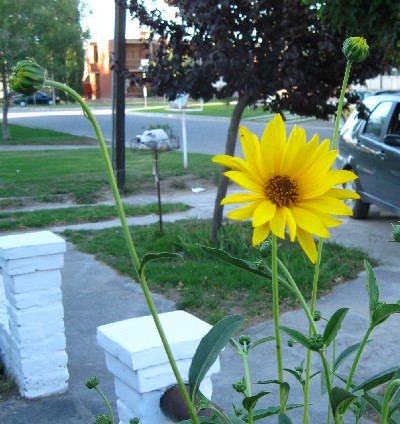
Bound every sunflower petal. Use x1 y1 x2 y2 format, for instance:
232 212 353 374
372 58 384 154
261 114 286 174
227 202 260 220
325 188 361 200
252 222 271 246
297 228 318 263
253 200 276 226
286 208 297 241
224 171 264 193
221 193 265 205
291 207 330 238
269 207 286 239
297 197 353 216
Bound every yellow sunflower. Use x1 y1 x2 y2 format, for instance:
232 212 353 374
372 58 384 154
212 114 360 263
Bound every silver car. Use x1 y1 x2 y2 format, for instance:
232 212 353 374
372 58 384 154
337 93 400 218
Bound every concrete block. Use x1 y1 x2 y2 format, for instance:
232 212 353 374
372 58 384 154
19 368 69 399
97 311 213 370
0 231 66 260
10 333 67 358
2 270 62 294
0 253 65 276
9 318 64 344
115 378 164 417
117 399 174 424
7 303 64 327
5 287 62 310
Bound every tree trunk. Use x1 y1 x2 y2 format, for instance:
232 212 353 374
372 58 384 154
210 92 251 242
1 65 10 141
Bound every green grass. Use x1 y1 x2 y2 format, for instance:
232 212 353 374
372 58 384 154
0 149 219 205
0 124 97 145
131 101 273 120
0 203 189 231
63 220 375 325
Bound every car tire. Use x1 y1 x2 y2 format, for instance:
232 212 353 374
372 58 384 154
19 101 26 107
343 177 370 219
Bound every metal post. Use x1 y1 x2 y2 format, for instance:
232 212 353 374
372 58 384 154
114 0 127 190
181 111 188 168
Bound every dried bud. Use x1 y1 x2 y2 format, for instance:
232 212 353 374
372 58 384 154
287 339 295 347
9 59 45 95
85 376 99 389
308 334 324 351
342 37 369 62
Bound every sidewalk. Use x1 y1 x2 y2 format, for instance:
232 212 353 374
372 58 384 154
1 188 399 423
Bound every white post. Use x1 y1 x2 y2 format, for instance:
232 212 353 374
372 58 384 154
97 310 220 424
181 111 188 169
0 231 68 398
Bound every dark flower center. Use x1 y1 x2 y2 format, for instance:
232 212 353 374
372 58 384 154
266 175 298 207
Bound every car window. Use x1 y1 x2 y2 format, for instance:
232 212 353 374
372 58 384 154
364 101 393 138
389 104 400 134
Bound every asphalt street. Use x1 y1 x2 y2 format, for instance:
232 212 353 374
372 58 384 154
6 106 334 156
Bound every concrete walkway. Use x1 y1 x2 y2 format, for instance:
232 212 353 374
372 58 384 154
1 188 399 423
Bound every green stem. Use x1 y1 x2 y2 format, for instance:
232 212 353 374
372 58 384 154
345 326 373 390
303 239 324 424
277 258 333 396
44 80 200 424
381 379 400 424
271 235 286 413
331 60 352 151
243 351 254 424
95 386 115 424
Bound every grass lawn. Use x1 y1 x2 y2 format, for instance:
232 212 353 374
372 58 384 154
0 149 219 206
63 220 375 325
0 124 97 145
0 203 189 231
130 101 274 120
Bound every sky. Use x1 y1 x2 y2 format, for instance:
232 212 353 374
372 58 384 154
81 0 178 41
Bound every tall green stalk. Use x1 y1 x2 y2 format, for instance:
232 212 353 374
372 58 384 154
44 80 200 424
271 235 286 412
303 239 324 424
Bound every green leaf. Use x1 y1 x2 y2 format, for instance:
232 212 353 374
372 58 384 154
354 367 400 392
199 245 293 292
330 387 357 421
178 418 217 424
323 308 349 347
221 413 248 424
255 380 290 406
363 392 400 424
249 336 275 351
242 390 270 413
249 404 303 421
283 368 304 388
279 326 311 349
139 252 182 273
189 315 244 401
278 412 293 423
371 303 400 328
365 260 379 319
334 342 368 371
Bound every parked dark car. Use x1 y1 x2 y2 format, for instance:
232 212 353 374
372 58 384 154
13 92 60 107
337 93 400 218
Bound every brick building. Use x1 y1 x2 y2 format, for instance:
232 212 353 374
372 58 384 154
83 34 156 99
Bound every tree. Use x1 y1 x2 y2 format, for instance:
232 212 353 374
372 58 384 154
128 0 386 241
0 0 87 140
310 0 400 68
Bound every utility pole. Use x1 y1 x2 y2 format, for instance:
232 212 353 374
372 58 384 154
113 0 127 190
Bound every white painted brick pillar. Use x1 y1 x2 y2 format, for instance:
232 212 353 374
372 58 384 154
0 231 69 398
97 310 220 424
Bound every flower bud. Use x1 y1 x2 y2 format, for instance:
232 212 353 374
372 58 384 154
85 376 99 389
287 339 295 347
391 223 400 242
232 377 247 393
308 334 324 351
313 310 322 321
239 334 251 346
9 59 45 95
259 239 272 258
342 37 369 62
